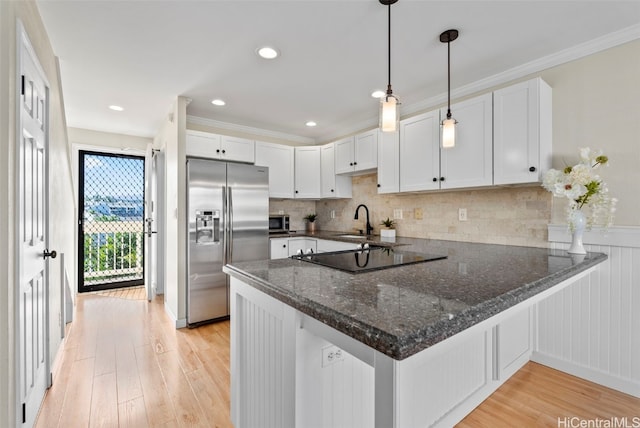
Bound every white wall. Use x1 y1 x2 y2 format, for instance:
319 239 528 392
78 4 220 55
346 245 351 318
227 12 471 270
0 2 75 426
157 97 188 327
539 40 640 227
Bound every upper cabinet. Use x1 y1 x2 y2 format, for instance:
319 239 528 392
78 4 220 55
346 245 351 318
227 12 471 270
399 110 440 192
493 77 552 185
335 130 378 175
186 130 255 163
439 93 493 189
294 146 321 199
377 129 400 194
321 143 352 198
255 141 295 198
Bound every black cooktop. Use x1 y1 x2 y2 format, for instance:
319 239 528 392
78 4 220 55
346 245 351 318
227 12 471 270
292 247 447 273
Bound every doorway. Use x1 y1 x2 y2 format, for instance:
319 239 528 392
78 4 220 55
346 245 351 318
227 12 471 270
78 151 146 292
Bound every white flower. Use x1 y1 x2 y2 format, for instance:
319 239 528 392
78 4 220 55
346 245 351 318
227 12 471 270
542 147 616 230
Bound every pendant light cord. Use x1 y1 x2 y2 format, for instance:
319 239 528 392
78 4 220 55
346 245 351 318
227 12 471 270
387 3 392 95
446 39 451 119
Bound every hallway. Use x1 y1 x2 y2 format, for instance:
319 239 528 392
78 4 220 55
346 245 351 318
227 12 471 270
35 291 232 427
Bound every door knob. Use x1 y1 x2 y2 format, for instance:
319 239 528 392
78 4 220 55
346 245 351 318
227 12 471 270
43 249 57 259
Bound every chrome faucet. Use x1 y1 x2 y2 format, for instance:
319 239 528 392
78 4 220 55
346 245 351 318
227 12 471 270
354 204 374 236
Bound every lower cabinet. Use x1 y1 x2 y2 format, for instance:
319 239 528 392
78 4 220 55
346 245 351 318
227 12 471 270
287 238 317 256
315 239 360 253
270 238 289 259
231 276 534 428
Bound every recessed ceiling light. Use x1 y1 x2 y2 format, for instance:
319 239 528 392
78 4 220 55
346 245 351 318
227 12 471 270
109 105 124 111
371 90 385 99
211 99 226 106
305 121 317 127
257 46 279 59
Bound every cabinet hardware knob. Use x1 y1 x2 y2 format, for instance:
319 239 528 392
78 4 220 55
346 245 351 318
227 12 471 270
331 189 334 192
216 149 220 153
349 162 353 166
432 177 437 182
283 244 286 248
222 150 226 154
440 177 445 181
354 162 357 165
529 166 536 172
377 184 381 188
295 190 299 193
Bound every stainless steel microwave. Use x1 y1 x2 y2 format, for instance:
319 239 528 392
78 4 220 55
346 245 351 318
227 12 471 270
268 214 290 233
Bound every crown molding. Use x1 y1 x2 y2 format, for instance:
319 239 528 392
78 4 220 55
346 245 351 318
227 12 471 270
189 24 640 146
187 115 316 145
402 23 640 118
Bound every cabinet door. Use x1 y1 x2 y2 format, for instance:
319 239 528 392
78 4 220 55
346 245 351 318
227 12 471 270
316 239 359 253
221 135 255 163
334 137 355 175
255 141 294 198
377 130 400 194
354 129 378 172
294 146 321 199
440 93 493 189
270 238 289 259
321 143 352 199
186 130 222 159
400 111 440 192
493 78 552 185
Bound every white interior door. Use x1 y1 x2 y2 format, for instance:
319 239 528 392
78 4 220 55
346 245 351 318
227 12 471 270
18 25 51 427
143 144 157 301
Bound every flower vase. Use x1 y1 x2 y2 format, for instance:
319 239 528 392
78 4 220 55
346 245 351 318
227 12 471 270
568 209 587 255
306 222 316 233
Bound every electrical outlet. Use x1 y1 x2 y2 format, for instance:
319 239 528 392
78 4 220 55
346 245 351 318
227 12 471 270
458 208 467 221
414 208 423 220
322 345 345 367
278 209 284 215
330 210 335 219
393 209 403 220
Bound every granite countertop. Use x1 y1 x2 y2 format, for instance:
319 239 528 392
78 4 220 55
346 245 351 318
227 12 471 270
224 236 607 360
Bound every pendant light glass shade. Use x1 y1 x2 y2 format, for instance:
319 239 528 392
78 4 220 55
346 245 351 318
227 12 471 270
441 117 456 148
380 94 399 132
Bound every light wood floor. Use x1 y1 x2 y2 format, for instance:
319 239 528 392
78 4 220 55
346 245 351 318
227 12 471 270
36 293 639 427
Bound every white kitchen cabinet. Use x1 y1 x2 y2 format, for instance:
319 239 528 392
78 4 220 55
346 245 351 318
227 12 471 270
316 239 360 253
255 141 295 198
493 77 552 185
321 143 352 199
270 238 290 259
186 130 255 163
287 238 317 257
335 129 378 175
399 110 440 192
439 93 493 189
376 129 400 194
496 307 532 380
294 146 322 199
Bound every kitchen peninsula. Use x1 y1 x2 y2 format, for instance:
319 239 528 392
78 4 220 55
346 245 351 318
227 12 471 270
223 236 607 428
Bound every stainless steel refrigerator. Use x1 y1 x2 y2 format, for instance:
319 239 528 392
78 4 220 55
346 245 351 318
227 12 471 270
187 159 269 325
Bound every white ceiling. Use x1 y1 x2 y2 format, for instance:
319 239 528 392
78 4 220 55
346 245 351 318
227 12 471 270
36 1 640 143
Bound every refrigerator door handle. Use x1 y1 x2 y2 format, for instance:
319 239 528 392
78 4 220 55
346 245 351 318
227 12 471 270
222 186 228 264
228 186 234 262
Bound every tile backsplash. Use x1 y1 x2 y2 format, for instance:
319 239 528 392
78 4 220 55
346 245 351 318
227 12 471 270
269 199 316 232
315 174 553 248
269 174 552 247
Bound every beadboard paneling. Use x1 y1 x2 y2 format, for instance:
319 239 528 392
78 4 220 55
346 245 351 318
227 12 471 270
535 226 640 397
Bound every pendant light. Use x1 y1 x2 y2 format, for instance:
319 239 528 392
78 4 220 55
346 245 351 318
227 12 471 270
379 0 400 132
440 29 458 148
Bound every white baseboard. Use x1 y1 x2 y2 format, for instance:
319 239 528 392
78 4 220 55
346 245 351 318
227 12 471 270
163 303 187 329
531 352 640 398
